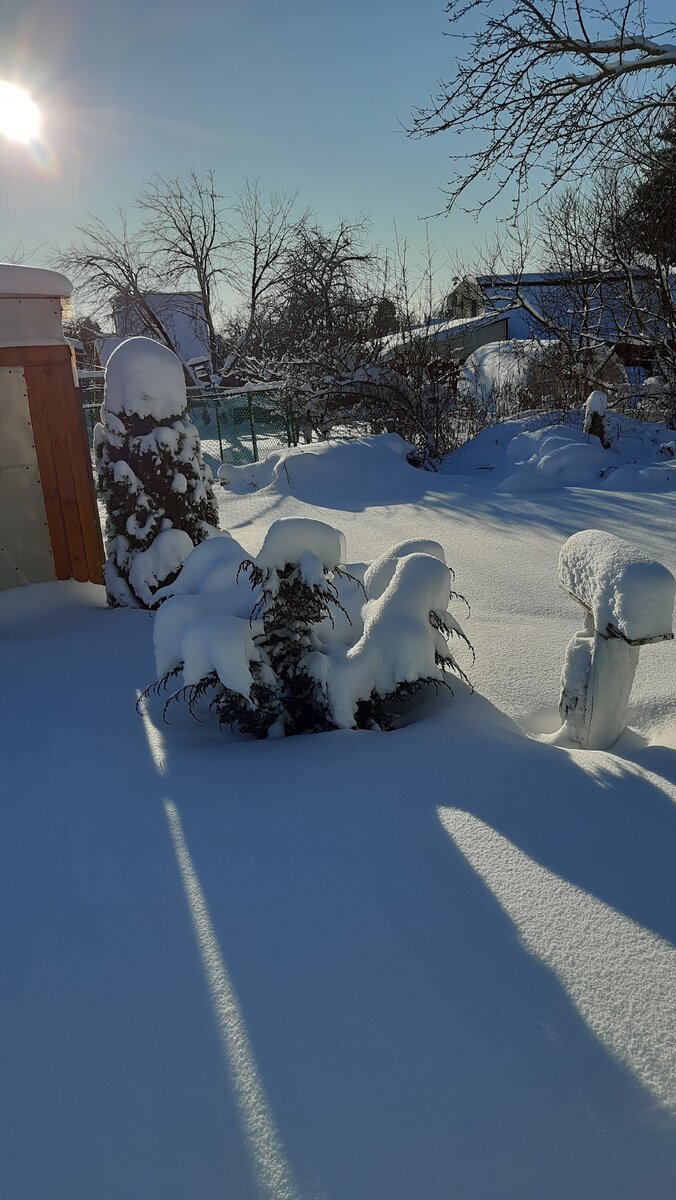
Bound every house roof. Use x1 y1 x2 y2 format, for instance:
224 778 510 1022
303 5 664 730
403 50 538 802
378 310 511 360
473 272 676 345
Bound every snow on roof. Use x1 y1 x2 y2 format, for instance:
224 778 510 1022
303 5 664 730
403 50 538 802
0 263 72 298
379 311 509 359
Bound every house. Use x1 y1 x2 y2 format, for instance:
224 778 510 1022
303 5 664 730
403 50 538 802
378 310 518 368
111 291 213 379
441 273 670 371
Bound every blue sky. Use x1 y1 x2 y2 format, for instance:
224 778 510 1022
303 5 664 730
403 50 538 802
0 0 483 281
1 0 674 295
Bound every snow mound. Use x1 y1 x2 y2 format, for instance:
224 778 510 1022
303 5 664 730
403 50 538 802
128 529 195 607
105 337 187 421
152 532 246 603
460 338 551 406
218 435 422 508
559 530 675 642
152 534 257 674
180 614 259 696
444 412 676 492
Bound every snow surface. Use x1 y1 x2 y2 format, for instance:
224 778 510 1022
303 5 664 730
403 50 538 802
446 410 676 492
559 529 675 641
2 427 676 1198
0 262 72 297
104 336 187 421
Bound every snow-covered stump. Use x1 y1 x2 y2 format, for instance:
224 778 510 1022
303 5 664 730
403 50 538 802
583 390 610 449
558 530 675 750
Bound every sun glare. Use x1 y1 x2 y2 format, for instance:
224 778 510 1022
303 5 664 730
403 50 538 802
0 80 41 144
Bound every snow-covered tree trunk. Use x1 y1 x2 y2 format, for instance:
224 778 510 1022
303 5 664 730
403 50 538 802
94 336 219 608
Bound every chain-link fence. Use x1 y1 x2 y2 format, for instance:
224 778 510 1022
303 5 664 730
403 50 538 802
79 385 297 475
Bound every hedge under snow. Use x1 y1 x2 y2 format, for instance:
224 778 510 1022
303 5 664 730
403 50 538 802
95 337 219 608
144 518 473 737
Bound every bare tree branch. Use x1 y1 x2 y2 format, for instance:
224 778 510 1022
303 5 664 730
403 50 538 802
410 0 676 214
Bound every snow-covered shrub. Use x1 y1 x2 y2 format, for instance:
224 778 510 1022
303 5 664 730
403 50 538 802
143 521 473 738
330 551 473 731
94 337 219 607
460 340 627 422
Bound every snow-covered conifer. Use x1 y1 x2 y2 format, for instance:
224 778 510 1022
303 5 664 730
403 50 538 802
94 337 219 607
143 520 473 739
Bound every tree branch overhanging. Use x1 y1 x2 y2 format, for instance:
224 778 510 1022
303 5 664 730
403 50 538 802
410 0 676 214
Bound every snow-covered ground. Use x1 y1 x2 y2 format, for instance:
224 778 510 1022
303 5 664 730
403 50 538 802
1 423 675 1198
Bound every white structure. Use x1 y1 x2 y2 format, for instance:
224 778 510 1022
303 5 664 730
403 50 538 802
558 530 675 749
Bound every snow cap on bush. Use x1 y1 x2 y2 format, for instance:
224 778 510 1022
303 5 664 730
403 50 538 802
364 539 447 601
105 336 187 421
256 518 347 574
329 553 468 728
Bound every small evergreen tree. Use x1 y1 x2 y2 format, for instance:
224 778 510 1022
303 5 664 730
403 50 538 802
142 522 474 739
94 337 218 608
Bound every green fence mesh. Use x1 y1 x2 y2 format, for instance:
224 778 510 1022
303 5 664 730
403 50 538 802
79 385 295 475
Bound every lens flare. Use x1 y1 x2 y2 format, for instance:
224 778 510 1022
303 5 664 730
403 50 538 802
0 80 41 144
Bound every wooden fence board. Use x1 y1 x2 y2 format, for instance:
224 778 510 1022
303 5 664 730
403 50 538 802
41 363 89 582
0 346 104 584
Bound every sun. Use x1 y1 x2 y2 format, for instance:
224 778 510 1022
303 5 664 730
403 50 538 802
0 81 41 144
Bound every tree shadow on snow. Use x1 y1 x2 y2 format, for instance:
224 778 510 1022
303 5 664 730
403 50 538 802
144 687 676 1200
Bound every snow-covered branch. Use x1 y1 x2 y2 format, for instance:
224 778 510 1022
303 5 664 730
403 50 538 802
410 0 676 213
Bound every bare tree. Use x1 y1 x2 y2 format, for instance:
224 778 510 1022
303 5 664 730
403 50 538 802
298 226 463 460
411 0 676 213
236 217 386 441
57 174 299 383
55 209 179 356
137 169 233 368
220 180 302 380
